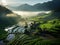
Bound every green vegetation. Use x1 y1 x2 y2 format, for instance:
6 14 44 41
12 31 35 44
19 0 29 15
7 12 60 45
0 3 60 45
0 5 21 41
40 19 60 31
0 29 7 40
8 34 60 45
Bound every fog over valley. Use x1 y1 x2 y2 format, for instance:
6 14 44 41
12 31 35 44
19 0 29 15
13 11 51 18
0 0 60 45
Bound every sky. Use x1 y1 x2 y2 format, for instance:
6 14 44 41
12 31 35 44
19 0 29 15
0 0 52 6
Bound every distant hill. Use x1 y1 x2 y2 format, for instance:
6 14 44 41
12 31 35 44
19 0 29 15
7 0 60 11
0 5 21 29
0 5 12 15
33 3 49 11
16 4 38 11
42 0 60 21
11 0 60 11
34 0 60 11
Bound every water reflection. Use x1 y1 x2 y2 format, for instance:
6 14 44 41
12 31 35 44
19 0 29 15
6 34 15 41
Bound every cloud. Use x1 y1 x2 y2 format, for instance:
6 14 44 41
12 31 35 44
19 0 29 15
0 0 52 6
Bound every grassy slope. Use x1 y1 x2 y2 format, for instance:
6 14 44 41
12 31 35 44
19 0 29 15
0 29 7 40
8 12 60 45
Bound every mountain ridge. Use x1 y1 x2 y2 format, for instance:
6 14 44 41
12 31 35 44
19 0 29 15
10 0 60 11
0 5 21 29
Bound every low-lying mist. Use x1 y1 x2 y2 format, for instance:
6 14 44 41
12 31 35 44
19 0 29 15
13 11 51 18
